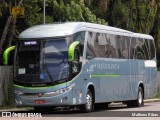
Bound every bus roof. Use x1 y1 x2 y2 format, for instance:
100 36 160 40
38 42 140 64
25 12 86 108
18 22 87 39
18 22 153 40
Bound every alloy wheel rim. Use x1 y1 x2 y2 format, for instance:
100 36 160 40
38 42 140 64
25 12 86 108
86 92 92 110
138 90 143 104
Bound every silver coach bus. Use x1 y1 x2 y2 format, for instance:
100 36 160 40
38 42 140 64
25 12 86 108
5 22 156 112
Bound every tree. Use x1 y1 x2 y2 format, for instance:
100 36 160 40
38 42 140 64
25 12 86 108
0 0 160 65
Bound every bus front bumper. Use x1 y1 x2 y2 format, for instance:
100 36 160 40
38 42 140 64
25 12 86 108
14 89 75 107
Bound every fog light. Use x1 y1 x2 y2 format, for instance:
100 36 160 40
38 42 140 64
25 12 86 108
15 99 22 104
61 97 67 103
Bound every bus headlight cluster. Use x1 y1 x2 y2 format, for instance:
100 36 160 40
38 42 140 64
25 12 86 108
14 90 24 95
14 83 76 97
46 83 75 96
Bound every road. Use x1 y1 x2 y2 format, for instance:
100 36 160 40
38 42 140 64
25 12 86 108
0 102 160 120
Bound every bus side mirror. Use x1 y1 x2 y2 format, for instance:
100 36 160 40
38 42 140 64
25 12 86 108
3 46 16 65
68 41 81 74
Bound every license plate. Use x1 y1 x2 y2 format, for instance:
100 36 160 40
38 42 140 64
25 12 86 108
35 100 45 104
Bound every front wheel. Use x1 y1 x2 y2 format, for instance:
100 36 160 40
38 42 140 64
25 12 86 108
80 89 94 112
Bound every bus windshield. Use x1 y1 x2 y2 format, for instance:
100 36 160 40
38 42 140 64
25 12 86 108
41 39 69 83
15 38 69 86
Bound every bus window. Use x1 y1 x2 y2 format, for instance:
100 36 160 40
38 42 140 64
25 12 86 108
73 31 85 44
17 41 40 75
130 37 137 59
105 34 117 58
86 32 97 59
149 39 155 59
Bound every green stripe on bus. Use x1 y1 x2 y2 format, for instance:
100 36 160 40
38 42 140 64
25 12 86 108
14 79 75 90
91 74 120 77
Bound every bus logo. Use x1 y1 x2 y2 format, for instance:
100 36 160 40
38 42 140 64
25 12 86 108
40 74 45 80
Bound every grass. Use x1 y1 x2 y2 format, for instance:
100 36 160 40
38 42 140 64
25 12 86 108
0 105 16 110
155 91 160 98
0 105 33 110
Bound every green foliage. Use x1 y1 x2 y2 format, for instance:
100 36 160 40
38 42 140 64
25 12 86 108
85 0 160 65
155 91 160 98
87 0 159 34
23 0 53 26
156 48 160 67
13 0 105 31
0 1 8 17
0 0 159 53
45 0 105 24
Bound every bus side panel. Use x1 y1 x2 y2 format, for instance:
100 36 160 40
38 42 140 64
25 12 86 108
144 61 157 99
83 58 135 103
81 61 101 103
130 59 157 100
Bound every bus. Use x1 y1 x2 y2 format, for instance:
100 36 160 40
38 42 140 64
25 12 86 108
9 22 157 112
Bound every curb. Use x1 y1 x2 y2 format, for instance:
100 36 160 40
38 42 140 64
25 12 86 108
0 108 33 112
144 98 160 103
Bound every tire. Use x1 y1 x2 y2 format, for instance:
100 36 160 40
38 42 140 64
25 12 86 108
127 87 144 107
80 89 94 112
135 87 144 107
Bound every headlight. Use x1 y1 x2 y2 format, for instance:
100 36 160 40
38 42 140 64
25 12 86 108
14 90 24 95
67 83 75 91
14 83 76 97
46 83 75 96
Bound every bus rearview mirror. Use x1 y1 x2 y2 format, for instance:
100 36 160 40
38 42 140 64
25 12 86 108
68 41 80 62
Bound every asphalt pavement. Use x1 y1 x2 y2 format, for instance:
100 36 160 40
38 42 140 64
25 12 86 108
0 98 160 112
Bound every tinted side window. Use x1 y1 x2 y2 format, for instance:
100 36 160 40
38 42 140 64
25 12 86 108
131 38 155 60
68 31 85 57
141 40 150 60
150 40 155 59
104 34 117 58
134 38 146 60
73 31 85 44
87 32 132 59
86 32 97 59
116 36 130 59
86 32 118 59
130 37 137 59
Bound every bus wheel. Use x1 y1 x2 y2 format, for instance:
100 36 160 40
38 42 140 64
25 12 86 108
81 89 94 112
135 87 144 107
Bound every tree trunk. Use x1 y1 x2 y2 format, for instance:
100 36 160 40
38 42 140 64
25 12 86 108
7 17 16 48
0 16 12 64
0 0 23 64
0 16 12 52
150 3 160 48
6 0 23 48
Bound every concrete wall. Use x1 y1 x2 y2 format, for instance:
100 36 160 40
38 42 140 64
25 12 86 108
0 66 13 107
